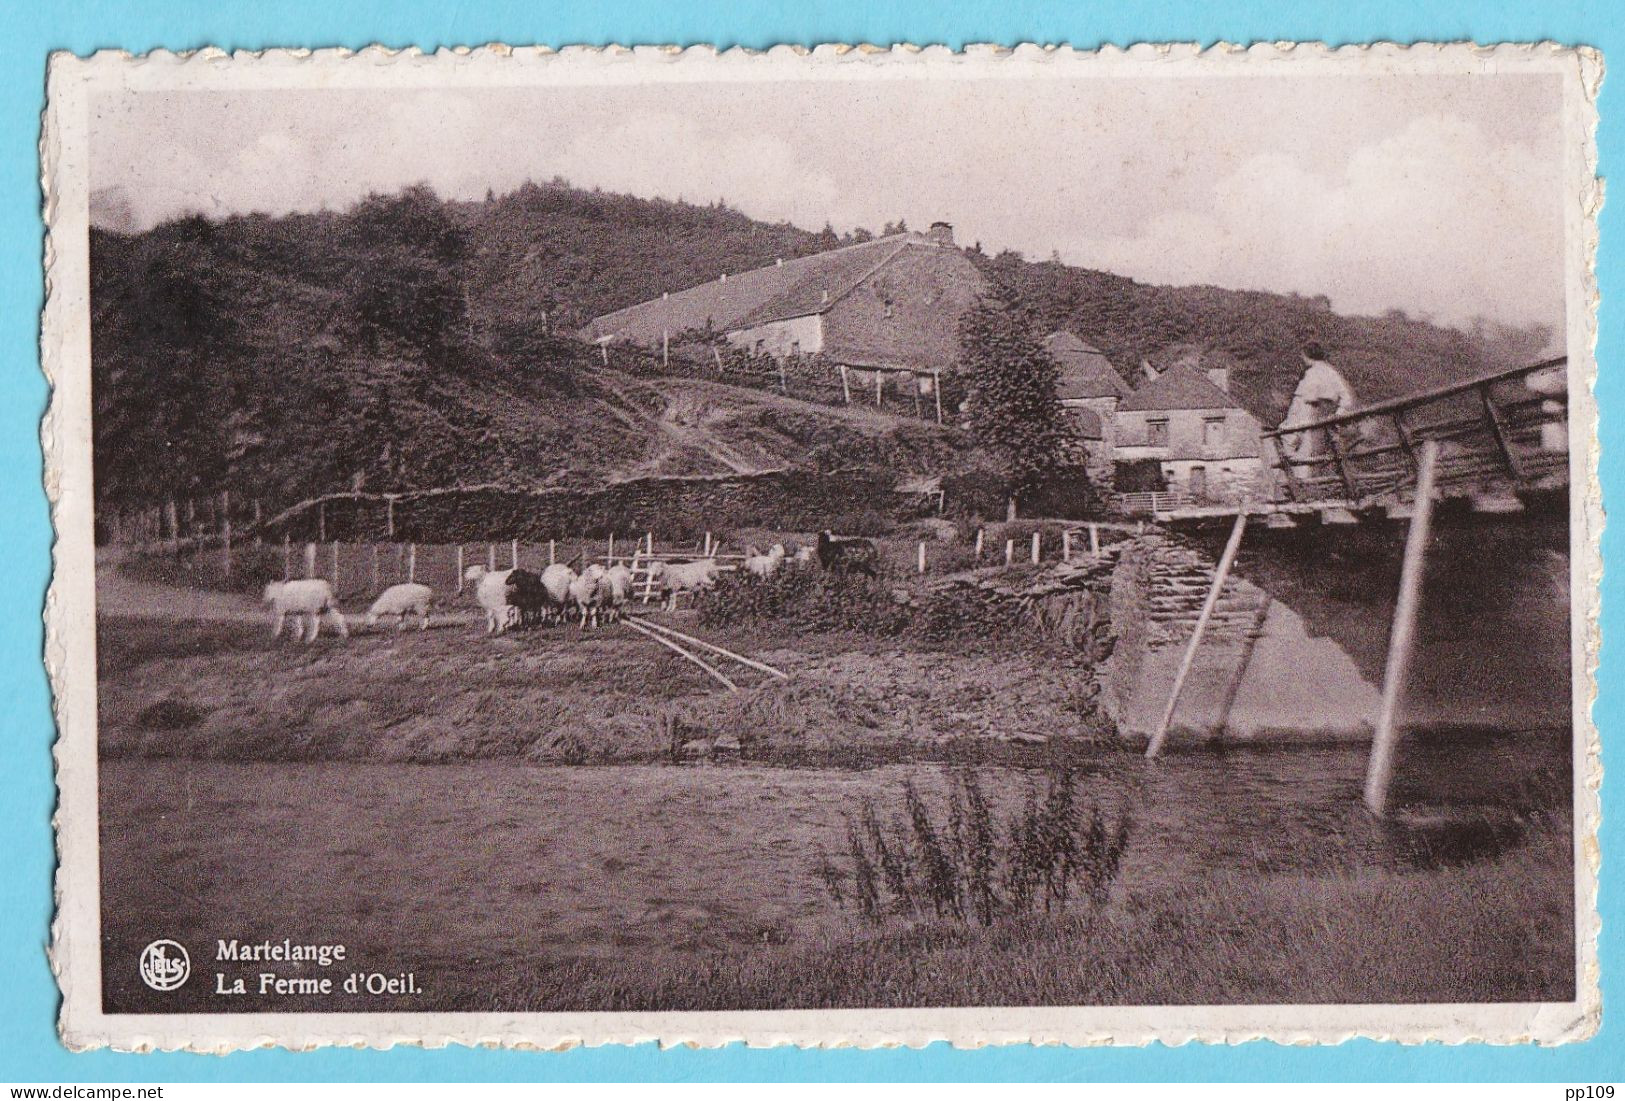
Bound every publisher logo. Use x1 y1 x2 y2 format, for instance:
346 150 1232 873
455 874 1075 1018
139 939 190 991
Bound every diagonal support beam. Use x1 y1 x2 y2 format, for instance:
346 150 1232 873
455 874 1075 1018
1363 439 1440 817
1146 509 1249 759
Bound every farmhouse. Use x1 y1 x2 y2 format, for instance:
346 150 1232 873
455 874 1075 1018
1046 331 1132 487
579 222 987 392
1112 351 1267 503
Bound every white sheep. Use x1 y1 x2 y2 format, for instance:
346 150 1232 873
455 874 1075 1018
744 543 787 580
569 563 609 627
463 564 517 635
539 563 578 625
650 558 719 611
601 564 634 622
263 579 349 643
792 545 816 566
366 582 434 632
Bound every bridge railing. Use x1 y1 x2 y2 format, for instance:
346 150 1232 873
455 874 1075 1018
1260 357 1568 508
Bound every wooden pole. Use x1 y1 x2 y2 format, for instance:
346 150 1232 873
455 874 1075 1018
407 543 417 583
304 542 317 580
330 541 340 589
917 541 927 574
1364 440 1440 817
608 533 615 564
933 369 944 424
511 538 520 569
385 496 395 539
252 498 262 547
839 364 851 405
1062 530 1072 562
317 501 326 544
1089 522 1101 555
662 328 670 367
166 498 179 555
221 509 232 581
1031 531 1041 565
395 542 405 582
622 618 739 692
455 545 464 592
548 539 556 566
1004 538 1014 567
974 527 984 560
875 369 883 407
487 544 497 572
371 543 380 591
1146 510 1249 759
282 533 291 581
628 616 790 680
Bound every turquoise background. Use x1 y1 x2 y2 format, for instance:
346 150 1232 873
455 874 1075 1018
0 0 1616 1082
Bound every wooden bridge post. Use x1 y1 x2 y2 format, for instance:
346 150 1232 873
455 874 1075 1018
1363 440 1440 818
1146 509 1249 760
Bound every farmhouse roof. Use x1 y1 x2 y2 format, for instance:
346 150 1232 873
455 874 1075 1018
580 232 953 343
1044 331 1131 400
1118 363 1241 413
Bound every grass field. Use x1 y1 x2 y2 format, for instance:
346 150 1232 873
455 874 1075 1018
95 564 1576 1014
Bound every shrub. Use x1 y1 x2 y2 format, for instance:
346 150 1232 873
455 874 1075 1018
821 769 1132 926
696 568 911 636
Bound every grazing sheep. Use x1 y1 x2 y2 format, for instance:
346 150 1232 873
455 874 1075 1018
569 563 609 627
650 557 719 611
463 564 518 635
366 582 435 632
601 564 634 622
792 545 816 566
538 563 579 625
817 530 880 577
263 579 348 643
744 543 787 580
505 568 550 629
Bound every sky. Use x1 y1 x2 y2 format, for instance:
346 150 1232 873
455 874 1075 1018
89 71 1568 333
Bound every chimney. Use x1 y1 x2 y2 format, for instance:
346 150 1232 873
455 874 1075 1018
926 221 954 247
1207 367 1230 394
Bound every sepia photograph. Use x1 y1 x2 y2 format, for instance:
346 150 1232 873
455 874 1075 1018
43 43 1598 1049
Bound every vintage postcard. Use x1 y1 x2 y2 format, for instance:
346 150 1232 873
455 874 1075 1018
43 42 1600 1051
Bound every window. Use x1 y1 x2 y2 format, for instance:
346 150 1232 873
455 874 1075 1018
1204 416 1226 448
1147 417 1170 446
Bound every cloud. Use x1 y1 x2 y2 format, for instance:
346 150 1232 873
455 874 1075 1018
1066 116 1563 330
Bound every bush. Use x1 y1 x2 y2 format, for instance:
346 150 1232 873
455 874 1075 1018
817 769 1132 926
696 567 911 636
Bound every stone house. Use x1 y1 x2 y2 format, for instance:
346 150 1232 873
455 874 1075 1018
1112 359 1267 503
580 223 987 395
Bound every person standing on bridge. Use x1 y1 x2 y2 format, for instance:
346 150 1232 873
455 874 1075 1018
1277 341 1358 466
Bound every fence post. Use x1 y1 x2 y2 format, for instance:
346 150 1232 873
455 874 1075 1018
221 508 232 582
487 544 496 572
303 542 316 579
166 498 180 556
1062 530 1072 562
282 533 291 581
511 538 520 569
385 496 395 539
608 533 615 564
1031 531 1041 565
645 531 653 556
974 527 984 560
317 501 326 544
839 364 852 405
548 539 556 566
330 541 340 589
933 368 944 424
1089 522 1101 555
1004 538 1014 567
253 498 262 547
408 543 417 583
371 544 380 591
455 545 464 592
917 541 926 574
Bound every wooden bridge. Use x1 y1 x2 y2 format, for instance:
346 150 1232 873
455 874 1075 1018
1143 357 1570 525
1142 356 1571 821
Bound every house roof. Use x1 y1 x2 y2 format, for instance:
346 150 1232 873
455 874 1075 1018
1045 331 1131 400
581 233 946 344
1118 363 1241 412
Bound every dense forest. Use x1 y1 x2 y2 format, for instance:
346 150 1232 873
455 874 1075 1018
89 180 1555 510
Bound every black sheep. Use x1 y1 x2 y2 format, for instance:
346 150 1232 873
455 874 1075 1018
817 529 880 577
505 568 550 629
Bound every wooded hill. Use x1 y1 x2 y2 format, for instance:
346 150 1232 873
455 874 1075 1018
89 180 1553 509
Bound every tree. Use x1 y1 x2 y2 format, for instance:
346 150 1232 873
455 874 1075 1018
957 303 1081 520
